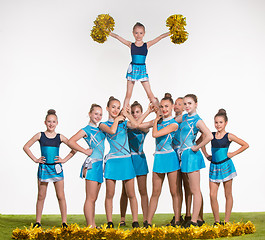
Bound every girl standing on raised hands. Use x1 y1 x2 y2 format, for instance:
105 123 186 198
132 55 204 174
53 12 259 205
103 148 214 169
99 96 151 228
201 109 249 225
146 93 182 227
119 101 154 227
23 109 75 228
68 104 105 228
109 22 170 110
175 94 213 228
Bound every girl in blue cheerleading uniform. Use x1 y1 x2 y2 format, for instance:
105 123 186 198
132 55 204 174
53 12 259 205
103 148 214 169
68 104 106 228
201 109 249 224
175 94 213 227
119 101 154 227
99 96 151 228
109 22 170 110
146 93 182 227
23 109 75 228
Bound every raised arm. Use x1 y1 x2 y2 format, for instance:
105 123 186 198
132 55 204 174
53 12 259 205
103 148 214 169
99 116 125 135
54 134 76 163
147 32 170 49
191 120 213 152
23 132 45 164
227 133 249 159
109 32 131 47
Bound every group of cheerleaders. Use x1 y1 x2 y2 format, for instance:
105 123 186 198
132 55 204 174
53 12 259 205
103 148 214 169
23 22 249 230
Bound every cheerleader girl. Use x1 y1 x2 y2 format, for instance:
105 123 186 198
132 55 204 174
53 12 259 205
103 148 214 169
201 109 249 224
119 101 154 227
146 93 182 227
109 22 170 110
68 104 105 228
23 109 75 228
175 94 213 227
99 96 151 228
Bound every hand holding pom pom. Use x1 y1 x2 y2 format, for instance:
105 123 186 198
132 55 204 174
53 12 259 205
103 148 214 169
90 14 115 43
166 14 188 44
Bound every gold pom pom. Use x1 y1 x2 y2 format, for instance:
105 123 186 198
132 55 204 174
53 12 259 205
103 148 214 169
90 14 115 43
166 14 189 44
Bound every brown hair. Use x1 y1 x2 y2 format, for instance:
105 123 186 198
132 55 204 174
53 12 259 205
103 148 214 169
161 93 174 104
184 94 198 103
89 104 102 114
215 108 228 122
45 109 57 120
107 96 120 107
133 22 145 32
131 101 143 112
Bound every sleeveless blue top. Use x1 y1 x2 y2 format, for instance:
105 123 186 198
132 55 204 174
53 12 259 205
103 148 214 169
211 132 231 163
82 124 106 160
128 128 147 154
39 132 61 164
131 43 148 65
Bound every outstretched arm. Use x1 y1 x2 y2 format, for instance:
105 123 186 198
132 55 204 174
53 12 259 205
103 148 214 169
109 32 131 47
227 133 249 158
147 32 170 49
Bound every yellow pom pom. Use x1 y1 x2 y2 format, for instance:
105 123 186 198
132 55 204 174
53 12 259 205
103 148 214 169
166 14 189 44
90 14 115 43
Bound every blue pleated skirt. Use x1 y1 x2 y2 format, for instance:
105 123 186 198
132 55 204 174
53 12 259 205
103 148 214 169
104 156 136 180
80 160 104 183
126 63 149 82
38 163 64 182
153 151 180 174
180 149 206 173
209 159 237 182
131 153 149 176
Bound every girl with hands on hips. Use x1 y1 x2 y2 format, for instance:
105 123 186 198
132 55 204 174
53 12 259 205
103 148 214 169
23 109 75 229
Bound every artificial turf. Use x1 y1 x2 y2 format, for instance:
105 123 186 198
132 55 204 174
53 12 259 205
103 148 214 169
1 212 265 240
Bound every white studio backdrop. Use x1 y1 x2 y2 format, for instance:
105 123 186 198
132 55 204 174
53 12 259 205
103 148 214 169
0 0 264 216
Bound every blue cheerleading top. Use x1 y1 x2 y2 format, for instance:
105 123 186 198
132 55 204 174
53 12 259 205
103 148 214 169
128 128 147 154
82 123 106 160
211 132 231 164
179 113 201 150
39 132 61 164
101 120 131 158
172 122 182 149
155 116 178 153
131 43 148 65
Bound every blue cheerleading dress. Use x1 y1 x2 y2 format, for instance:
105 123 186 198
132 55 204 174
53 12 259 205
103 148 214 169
209 132 237 182
128 128 149 176
126 43 149 82
80 123 106 183
178 113 205 173
153 116 180 173
172 120 182 162
101 120 136 180
38 132 63 182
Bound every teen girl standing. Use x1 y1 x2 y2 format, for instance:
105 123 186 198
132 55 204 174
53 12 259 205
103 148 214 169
23 109 75 228
176 94 213 227
68 104 105 228
201 109 249 224
146 93 182 227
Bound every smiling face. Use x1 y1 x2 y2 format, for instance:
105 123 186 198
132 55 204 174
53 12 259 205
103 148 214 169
131 105 142 120
184 97 197 115
44 115 58 132
174 98 184 116
133 26 145 42
106 100 121 119
160 99 173 118
89 107 103 125
214 116 227 132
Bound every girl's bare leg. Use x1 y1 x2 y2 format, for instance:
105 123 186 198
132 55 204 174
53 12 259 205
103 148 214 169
120 181 128 223
209 181 220 223
123 81 135 109
136 175 149 221
124 178 138 222
223 179 233 222
105 179 116 222
36 181 48 223
147 172 165 224
182 173 192 218
54 180 67 223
